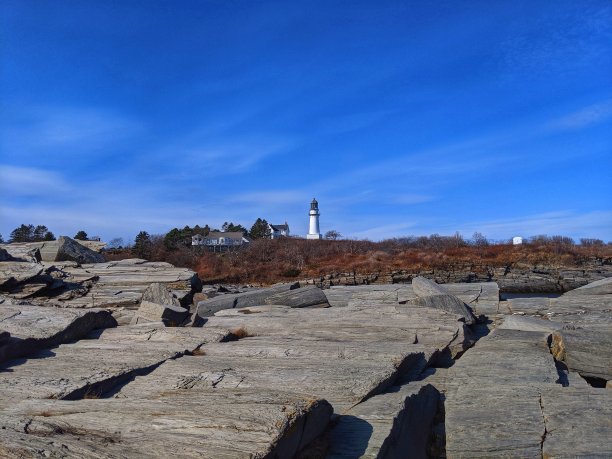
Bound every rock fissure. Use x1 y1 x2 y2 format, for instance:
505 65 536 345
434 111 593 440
538 394 548 458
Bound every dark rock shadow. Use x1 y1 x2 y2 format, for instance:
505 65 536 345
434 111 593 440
325 415 373 457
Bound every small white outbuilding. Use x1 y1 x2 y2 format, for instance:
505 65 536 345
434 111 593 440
512 236 523 245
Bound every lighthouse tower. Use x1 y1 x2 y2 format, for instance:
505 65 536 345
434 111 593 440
306 198 322 240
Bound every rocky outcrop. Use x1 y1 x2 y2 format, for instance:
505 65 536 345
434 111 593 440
305 259 612 293
0 263 610 457
0 258 202 324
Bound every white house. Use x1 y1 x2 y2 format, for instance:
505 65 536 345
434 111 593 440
268 222 290 239
512 236 523 245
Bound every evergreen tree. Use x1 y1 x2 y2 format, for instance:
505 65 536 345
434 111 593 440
43 231 55 241
74 230 88 240
0 233 3 243
132 231 152 259
32 225 50 242
222 222 248 235
163 228 183 250
9 224 35 242
249 218 271 239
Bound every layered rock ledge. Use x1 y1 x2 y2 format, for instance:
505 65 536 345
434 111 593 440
0 246 610 457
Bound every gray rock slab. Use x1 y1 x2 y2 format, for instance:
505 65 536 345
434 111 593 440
445 384 547 459
44 259 201 317
541 387 612 458
0 261 44 287
441 328 571 458
130 300 188 326
445 328 559 386
119 304 466 413
0 325 231 407
565 276 612 296
141 281 181 306
411 276 448 297
0 391 332 459
0 305 117 363
196 282 299 318
409 294 476 325
39 236 106 264
327 382 439 459
551 329 612 380
265 284 330 308
324 282 499 314
498 314 564 333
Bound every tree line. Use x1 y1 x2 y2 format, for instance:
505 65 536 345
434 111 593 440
1 225 94 244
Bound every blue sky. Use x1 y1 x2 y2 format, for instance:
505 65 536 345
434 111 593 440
1 0 611 243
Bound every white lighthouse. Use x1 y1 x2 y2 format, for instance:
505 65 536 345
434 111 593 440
306 198 322 240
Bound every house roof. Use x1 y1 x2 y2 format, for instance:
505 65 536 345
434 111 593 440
269 224 289 231
209 231 246 239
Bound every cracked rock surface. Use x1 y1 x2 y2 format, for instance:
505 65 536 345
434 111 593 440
0 252 610 457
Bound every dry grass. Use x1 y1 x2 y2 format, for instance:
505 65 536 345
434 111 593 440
191 347 207 356
229 325 252 339
106 236 611 286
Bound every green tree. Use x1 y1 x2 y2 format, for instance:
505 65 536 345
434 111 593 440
163 228 184 250
43 231 55 241
0 233 4 243
249 218 270 239
74 230 88 240
9 224 35 242
132 231 152 259
222 222 248 235
31 225 50 242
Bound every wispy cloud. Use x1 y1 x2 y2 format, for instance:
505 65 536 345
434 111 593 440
226 191 307 206
549 100 612 130
0 165 71 197
348 222 419 240
1 106 143 159
448 210 612 241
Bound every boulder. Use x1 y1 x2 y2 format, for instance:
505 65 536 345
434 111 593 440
411 294 476 325
141 282 181 307
130 300 188 326
411 276 448 297
38 236 105 264
196 282 299 318
265 285 329 308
